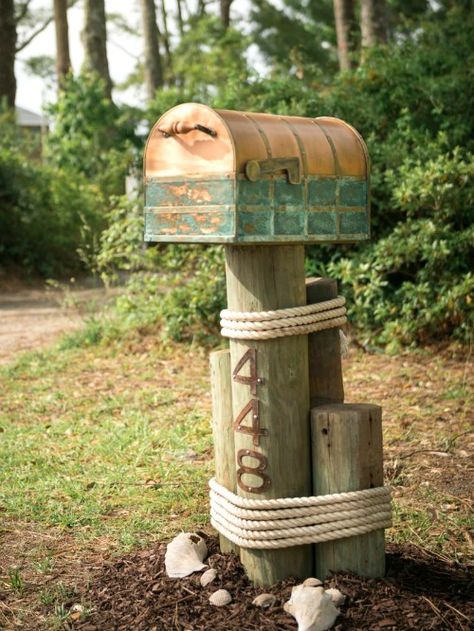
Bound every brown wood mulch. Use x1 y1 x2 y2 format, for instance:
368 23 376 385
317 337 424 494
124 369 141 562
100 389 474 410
74 537 473 631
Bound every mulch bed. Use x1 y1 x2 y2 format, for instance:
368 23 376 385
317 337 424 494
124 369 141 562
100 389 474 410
74 537 473 631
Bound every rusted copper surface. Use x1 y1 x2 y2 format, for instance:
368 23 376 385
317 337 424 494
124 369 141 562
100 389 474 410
236 449 271 493
145 103 369 179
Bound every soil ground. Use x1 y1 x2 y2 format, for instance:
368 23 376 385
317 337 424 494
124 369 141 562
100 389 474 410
0 281 115 364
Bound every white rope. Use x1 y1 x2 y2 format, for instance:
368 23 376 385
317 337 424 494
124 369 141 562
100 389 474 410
220 297 347 340
209 478 392 550
221 297 346 322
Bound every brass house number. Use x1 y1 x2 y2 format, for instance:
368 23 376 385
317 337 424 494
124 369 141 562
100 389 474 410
232 348 271 493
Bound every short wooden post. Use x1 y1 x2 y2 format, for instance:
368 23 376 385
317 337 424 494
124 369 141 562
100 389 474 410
225 245 313 586
306 277 344 406
311 403 386 578
210 349 238 555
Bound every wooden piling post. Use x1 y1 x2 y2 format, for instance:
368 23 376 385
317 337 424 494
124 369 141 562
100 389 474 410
224 245 313 586
306 277 344 406
311 403 386 578
210 349 238 555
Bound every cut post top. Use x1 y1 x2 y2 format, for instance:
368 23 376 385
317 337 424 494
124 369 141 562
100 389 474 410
143 103 370 245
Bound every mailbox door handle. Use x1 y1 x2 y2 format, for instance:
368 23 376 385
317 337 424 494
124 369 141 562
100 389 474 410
157 121 217 138
245 157 301 184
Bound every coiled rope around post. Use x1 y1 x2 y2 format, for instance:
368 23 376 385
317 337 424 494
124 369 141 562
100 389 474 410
220 297 347 340
209 478 392 549
213 295 391 548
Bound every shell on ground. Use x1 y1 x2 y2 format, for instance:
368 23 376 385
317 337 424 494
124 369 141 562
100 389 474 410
303 577 323 587
252 593 276 608
200 568 217 587
209 589 232 607
325 588 346 607
164 532 208 578
283 584 340 631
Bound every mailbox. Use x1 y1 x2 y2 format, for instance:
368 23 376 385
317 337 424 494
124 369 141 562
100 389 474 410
144 103 370 244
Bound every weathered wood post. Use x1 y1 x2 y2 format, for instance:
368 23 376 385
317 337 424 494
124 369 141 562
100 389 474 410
209 349 238 555
143 104 390 587
224 245 312 584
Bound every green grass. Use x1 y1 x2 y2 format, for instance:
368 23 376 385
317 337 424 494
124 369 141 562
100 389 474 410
0 341 214 549
0 337 472 567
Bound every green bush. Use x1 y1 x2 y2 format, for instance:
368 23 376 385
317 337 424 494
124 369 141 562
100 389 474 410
0 134 104 276
46 73 139 198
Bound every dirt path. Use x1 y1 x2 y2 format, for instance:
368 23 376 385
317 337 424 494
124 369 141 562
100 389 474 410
0 285 111 365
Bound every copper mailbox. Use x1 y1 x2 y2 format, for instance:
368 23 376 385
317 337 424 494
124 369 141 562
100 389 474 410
144 103 370 244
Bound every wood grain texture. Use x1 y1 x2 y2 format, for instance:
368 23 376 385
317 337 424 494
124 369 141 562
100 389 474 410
306 277 344 406
210 349 238 555
311 403 386 579
225 245 313 586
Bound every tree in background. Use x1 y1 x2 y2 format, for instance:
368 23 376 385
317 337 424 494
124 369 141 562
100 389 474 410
159 0 173 76
0 0 16 108
220 0 233 29
82 0 112 99
360 0 389 50
333 0 357 70
250 0 337 79
53 0 71 89
140 0 164 101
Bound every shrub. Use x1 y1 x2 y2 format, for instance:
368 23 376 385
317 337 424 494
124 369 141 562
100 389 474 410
0 137 104 277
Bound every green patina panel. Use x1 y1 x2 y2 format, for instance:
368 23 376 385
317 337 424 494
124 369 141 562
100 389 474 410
144 174 369 243
146 178 234 207
308 211 337 236
144 209 234 238
274 211 305 236
339 179 367 207
274 180 305 207
237 179 271 206
308 179 337 206
237 211 272 237
339 210 369 235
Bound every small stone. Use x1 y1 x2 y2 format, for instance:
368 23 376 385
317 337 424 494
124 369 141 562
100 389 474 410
209 589 232 607
200 568 217 587
303 577 323 587
252 593 276 608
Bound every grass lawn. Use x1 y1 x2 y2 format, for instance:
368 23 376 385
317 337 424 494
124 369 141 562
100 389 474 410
0 335 472 629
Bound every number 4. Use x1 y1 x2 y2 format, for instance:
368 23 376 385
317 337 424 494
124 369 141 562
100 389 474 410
233 398 268 446
232 348 264 396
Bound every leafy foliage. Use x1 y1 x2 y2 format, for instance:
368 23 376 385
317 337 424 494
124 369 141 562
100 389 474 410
46 73 139 198
0 111 103 276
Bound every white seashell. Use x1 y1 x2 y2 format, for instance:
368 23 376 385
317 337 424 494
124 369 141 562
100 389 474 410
283 584 340 631
324 588 346 607
165 532 207 578
209 589 232 607
252 593 276 608
200 568 217 587
303 577 323 587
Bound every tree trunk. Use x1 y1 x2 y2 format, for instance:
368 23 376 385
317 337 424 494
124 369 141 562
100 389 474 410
53 0 71 89
140 0 164 102
0 0 17 108
360 0 388 50
82 0 112 99
333 0 357 71
220 0 233 29
176 0 184 35
159 0 173 73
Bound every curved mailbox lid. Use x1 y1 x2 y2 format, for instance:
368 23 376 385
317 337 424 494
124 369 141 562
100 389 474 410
144 103 370 244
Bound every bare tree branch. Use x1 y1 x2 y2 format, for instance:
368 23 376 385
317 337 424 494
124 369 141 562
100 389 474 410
14 0 34 25
15 0 79 52
16 15 53 52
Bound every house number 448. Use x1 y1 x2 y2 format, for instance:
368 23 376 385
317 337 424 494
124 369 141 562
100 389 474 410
232 348 271 493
